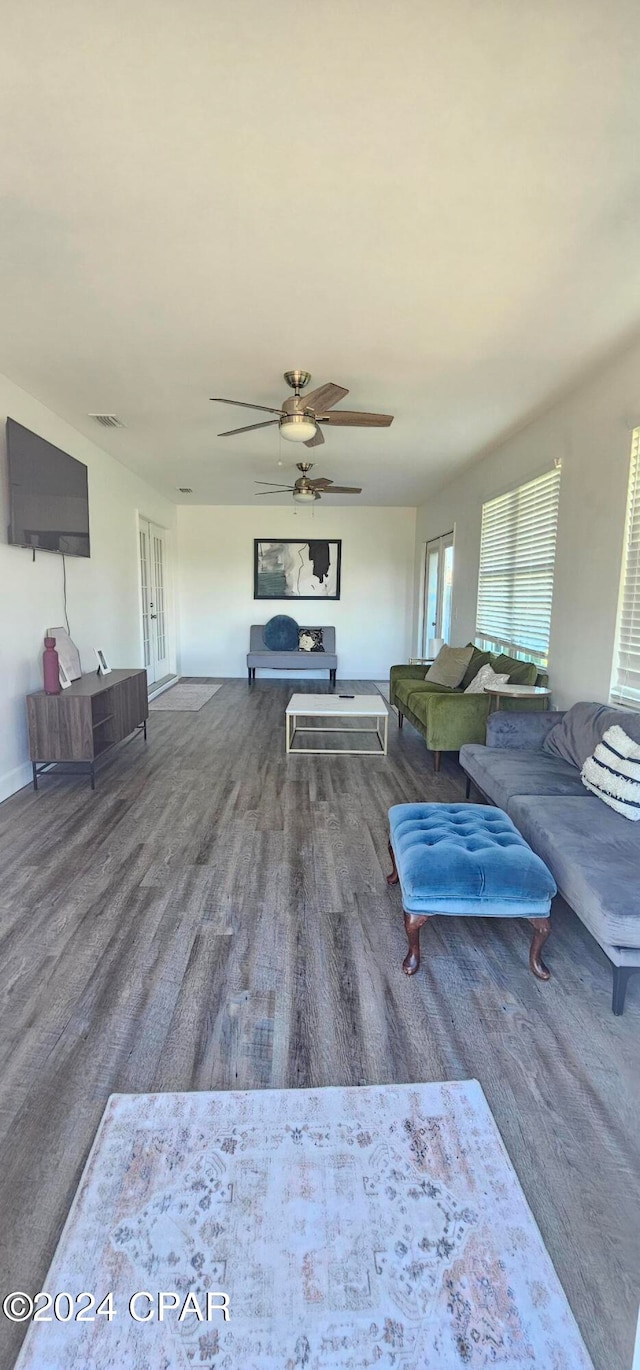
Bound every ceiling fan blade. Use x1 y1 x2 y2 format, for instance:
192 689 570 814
319 410 394 427
218 420 279 437
254 489 294 495
304 426 324 448
211 397 283 416
255 480 296 487
321 485 362 494
308 477 332 487
301 382 349 413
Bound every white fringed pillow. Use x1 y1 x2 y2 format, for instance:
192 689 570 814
581 725 640 820
464 664 510 694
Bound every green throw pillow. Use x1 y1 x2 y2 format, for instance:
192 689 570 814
491 653 538 686
460 645 493 690
425 644 474 689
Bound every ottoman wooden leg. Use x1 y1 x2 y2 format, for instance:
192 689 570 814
386 842 399 886
529 917 551 980
403 912 430 976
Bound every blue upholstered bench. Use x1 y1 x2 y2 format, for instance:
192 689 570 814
387 803 557 978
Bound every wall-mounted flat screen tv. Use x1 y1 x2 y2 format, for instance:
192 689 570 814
6 418 90 557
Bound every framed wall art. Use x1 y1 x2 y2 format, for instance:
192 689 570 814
254 539 342 601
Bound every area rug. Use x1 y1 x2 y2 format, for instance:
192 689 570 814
15 1082 593 1369
149 682 222 711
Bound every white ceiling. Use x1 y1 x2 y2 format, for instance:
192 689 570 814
1 0 640 506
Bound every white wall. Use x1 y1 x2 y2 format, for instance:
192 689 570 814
0 373 177 801
177 504 416 680
413 338 640 708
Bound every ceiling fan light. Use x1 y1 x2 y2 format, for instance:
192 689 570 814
279 415 317 443
293 489 316 504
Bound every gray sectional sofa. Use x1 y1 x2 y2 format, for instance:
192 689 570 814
247 624 337 683
460 702 640 1014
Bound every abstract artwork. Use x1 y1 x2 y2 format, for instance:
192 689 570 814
254 539 341 600
14 1081 594 1369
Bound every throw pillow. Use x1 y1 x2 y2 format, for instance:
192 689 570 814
464 664 510 694
425 644 474 689
491 653 538 686
581 725 640 820
263 615 299 651
298 628 325 653
460 645 492 690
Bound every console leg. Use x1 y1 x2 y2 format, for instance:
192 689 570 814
529 917 551 980
612 966 637 1016
433 751 441 773
386 842 399 886
143 719 147 741
32 763 38 792
397 711 404 730
403 912 430 976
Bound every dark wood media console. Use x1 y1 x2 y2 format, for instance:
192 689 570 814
26 668 148 790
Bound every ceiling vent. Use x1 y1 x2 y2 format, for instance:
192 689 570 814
177 486 193 494
89 414 125 428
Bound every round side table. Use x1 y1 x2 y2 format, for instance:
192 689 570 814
484 684 551 711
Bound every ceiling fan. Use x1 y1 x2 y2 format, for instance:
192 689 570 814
255 462 362 504
210 369 393 448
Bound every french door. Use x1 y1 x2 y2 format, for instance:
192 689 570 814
421 531 454 655
139 518 170 685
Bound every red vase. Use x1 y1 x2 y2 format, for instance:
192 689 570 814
43 636 61 694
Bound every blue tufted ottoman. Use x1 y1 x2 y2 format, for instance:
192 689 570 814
387 803 556 978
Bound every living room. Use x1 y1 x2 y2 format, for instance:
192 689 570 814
0 4 638 1370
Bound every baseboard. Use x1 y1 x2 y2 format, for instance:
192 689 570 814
0 761 34 805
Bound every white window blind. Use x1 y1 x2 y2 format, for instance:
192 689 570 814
611 429 640 708
476 466 561 667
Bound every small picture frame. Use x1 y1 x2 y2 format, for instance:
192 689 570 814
95 648 111 676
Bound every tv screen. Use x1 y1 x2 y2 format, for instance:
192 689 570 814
6 418 90 557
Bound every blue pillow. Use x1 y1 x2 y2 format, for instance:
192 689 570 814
264 615 299 651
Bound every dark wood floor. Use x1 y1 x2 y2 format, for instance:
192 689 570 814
0 678 638 1369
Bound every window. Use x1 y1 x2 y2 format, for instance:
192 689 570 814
611 429 640 708
475 466 561 668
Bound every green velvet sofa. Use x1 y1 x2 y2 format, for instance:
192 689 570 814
390 646 550 772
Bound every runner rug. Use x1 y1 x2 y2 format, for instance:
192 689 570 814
16 1081 593 1369
149 682 222 711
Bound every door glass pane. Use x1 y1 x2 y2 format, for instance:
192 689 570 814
153 535 166 662
139 528 151 669
425 548 440 650
441 543 454 643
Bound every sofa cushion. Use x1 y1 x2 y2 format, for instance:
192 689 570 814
491 653 538 686
395 678 456 708
508 794 640 950
581 724 640 820
460 645 492 690
263 614 299 651
425 644 474 688
543 701 640 770
460 744 588 809
464 664 510 694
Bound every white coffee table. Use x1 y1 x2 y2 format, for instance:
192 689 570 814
285 693 389 755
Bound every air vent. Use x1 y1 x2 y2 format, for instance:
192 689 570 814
178 487 193 494
89 414 125 428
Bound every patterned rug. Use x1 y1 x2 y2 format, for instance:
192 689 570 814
149 682 222 711
16 1082 593 1369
